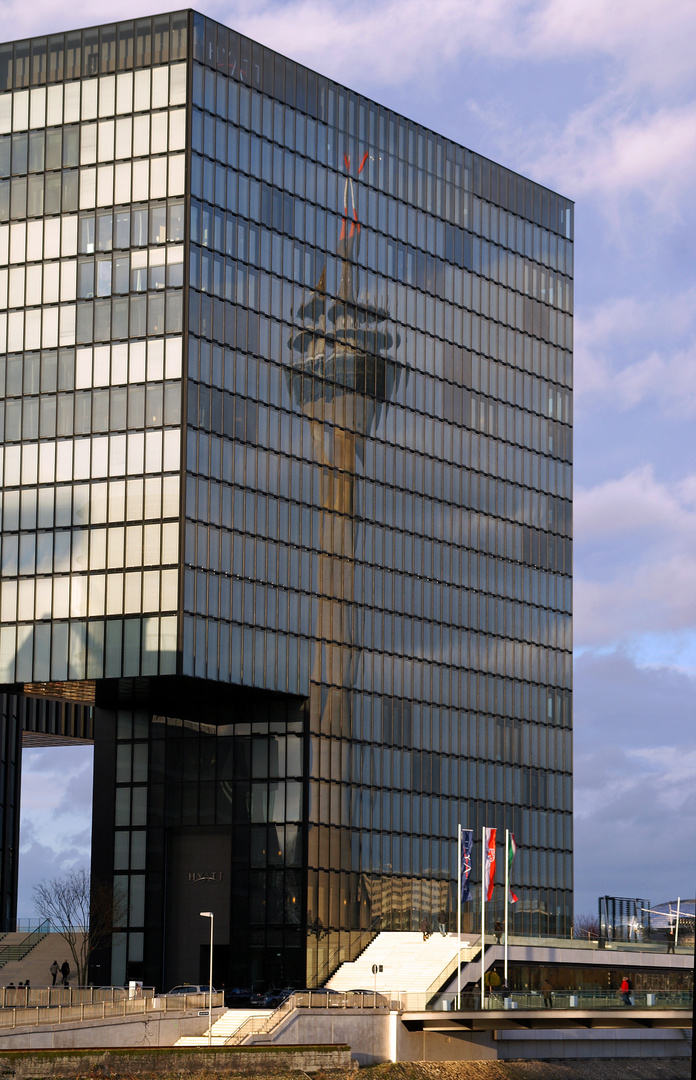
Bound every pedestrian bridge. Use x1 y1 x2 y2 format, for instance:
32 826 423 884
401 1004 692 1033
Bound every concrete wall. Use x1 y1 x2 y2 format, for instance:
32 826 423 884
396 1025 497 1063
496 1027 691 1059
0 1008 215 1049
0 1045 352 1077
266 1008 691 1065
269 1007 391 1066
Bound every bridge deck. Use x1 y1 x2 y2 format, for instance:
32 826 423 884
402 1008 691 1032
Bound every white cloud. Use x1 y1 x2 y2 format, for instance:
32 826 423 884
574 289 696 417
526 0 696 91
525 100 696 208
573 740 696 909
628 746 696 809
574 468 696 652
17 746 93 914
575 466 696 539
572 651 696 911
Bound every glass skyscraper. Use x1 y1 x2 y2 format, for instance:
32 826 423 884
0 12 574 990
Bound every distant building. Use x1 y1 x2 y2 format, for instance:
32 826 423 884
0 11 574 989
651 900 695 937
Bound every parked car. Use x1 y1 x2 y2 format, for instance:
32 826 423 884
345 988 389 1006
166 984 216 996
224 986 253 1007
291 987 343 1006
249 988 270 1007
250 986 295 1008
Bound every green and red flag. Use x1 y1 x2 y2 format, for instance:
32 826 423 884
508 833 519 903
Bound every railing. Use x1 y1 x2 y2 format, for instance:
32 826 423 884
423 936 481 1001
154 991 224 1011
400 989 694 1012
475 932 693 954
0 985 132 1009
226 990 391 1045
0 987 223 1028
14 919 85 934
313 923 382 987
0 922 51 969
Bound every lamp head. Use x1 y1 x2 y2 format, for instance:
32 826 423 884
200 911 213 918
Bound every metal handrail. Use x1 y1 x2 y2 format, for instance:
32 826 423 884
0 988 223 1028
312 922 382 987
15 919 86 934
401 988 694 1012
0 922 51 969
226 990 392 1046
423 935 482 1000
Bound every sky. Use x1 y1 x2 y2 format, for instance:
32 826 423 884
8 0 695 923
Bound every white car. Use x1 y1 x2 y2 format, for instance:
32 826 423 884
166 984 216 995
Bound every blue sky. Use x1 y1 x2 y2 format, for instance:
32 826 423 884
8 0 695 921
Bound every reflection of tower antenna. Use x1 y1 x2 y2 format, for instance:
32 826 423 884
288 151 401 432
339 152 369 300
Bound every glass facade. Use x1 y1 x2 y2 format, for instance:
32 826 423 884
0 11 573 990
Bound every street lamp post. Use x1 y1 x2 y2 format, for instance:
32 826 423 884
200 911 214 1046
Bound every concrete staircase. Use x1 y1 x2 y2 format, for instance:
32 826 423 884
325 931 477 995
0 932 86 988
175 1008 273 1046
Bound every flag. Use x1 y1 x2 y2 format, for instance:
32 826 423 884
460 828 473 903
483 827 497 901
508 833 519 903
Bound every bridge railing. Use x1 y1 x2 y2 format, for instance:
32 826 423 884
499 932 692 954
407 988 693 1011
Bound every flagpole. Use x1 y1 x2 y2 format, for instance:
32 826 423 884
504 829 509 986
675 897 681 947
457 823 462 1010
480 827 485 1012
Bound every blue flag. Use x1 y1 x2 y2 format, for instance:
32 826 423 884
460 828 473 903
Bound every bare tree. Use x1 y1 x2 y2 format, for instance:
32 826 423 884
573 913 600 940
33 867 125 986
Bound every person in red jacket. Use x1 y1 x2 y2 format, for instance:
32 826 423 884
620 976 632 1006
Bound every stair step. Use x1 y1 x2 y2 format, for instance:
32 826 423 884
326 932 474 994
174 1009 273 1047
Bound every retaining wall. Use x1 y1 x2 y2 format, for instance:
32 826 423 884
0 1043 352 1077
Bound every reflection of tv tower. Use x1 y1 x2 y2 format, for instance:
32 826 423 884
288 154 401 719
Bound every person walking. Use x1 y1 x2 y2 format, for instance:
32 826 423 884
50 961 59 986
438 910 447 936
541 978 553 1008
494 920 503 945
620 976 632 1006
421 917 430 941
666 927 675 953
60 960 70 988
